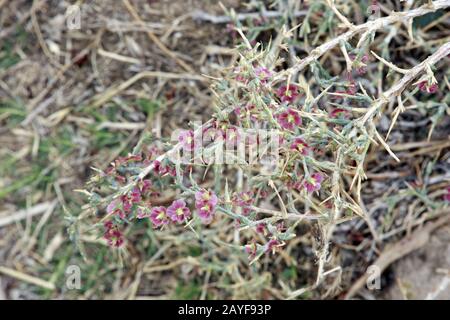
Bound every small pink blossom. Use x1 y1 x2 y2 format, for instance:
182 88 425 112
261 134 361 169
235 191 253 207
178 130 195 151
153 160 176 177
195 190 218 207
106 199 119 214
121 195 133 213
139 179 152 194
290 137 309 156
418 81 438 94
256 223 266 234
304 172 324 192
149 206 170 227
167 199 191 223
277 108 302 131
254 66 272 82
104 221 124 248
130 187 142 203
106 198 126 219
276 85 300 103
195 190 218 224
350 54 369 75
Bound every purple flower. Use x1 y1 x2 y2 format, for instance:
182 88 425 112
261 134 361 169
290 137 309 156
195 190 218 224
303 172 324 193
149 206 169 227
276 85 300 103
178 130 195 151
277 108 302 131
167 199 191 222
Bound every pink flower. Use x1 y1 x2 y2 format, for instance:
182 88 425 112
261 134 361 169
167 199 191 223
232 191 254 216
106 199 119 214
418 81 438 94
444 187 450 202
256 223 266 234
130 187 142 203
178 130 195 151
195 190 218 224
139 179 152 194
234 191 253 207
195 190 218 207
254 66 272 82
276 85 300 103
153 160 176 177
103 221 124 248
121 195 133 213
277 108 302 130
349 54 369 75
149 206 170 227
106 198 126 219
303 172 324 192
197 202 215 224
290 137 309 155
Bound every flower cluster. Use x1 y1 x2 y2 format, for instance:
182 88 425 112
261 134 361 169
135 189 219 229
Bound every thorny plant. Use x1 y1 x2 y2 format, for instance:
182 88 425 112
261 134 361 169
76 0 450 297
